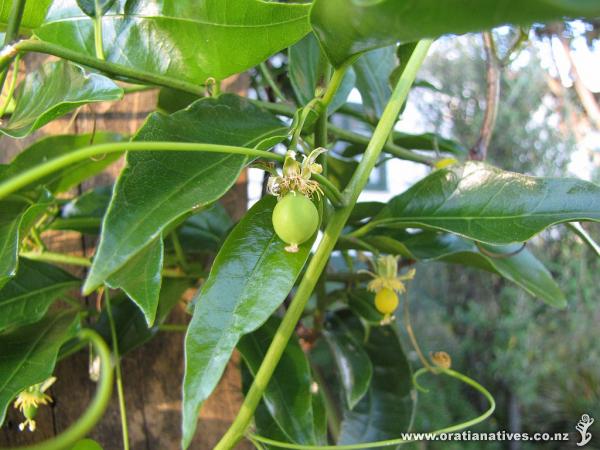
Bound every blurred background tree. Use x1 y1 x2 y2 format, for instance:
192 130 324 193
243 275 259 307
401 23 600 450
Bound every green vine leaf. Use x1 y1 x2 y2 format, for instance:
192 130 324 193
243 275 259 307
323 315 373 410
106 237 163 326
36 0 311 83
0 311 80 426
0 61 123 139
288 33 356 113
0 133 124 193
83 94 287 294
372 162 600 245
182 195 316 449
238 316 317 445
76 0 116 17
0 191 53 289
310 0 600 67
0 258 80 332
353 46 396 122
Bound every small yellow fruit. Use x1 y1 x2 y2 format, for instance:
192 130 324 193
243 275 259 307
374 288 399 315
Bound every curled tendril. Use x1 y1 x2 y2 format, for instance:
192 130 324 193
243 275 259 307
267 148 327 199
431 351 452 369
246 367 496 449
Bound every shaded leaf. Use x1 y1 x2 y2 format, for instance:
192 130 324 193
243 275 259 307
0 258 79 332
36 0 311 83
0 61 123 138
310 0 600 67
95 278 189 355
373 162 600 244
353 46 396 121
50 185 112 234
182 195 315 448
347 289 384 324
83 94 286 294
323 315 373 409
336 315 414 446
0 192 53 289
0 311 80 425
76 0 116 17
393 131 466 156
177 203 233 254
289 33 355 113
0 133 123 193
327 155 358 191
106 237 163 326
239 316 317 444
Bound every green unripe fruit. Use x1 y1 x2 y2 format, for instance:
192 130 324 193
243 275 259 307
23 404 38 421
71 439 104 450
272 192 319 252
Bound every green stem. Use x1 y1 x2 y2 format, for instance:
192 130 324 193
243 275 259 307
247 367 495 449
0 140 343 213
1 39 205 95
0 54 20 117
93 6 105 60
0 329 114 450
19 250 204 279
328 124 433 165
214 39 433 450
0 0 27 94
259 62 285 102
320 65 349 109
171 231 190 272
105 290 130 450
158 324 188 333
0 141 282 201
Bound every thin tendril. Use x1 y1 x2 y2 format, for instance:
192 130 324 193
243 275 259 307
246 368 495 449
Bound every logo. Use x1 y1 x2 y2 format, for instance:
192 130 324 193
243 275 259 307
575 414 594 447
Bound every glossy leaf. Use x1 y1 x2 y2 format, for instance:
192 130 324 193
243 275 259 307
0 61 123 138
95 279 189 355
37 0 311 83
402 232 565 307
373 162 600 245
0 311 79 425
310 0 600 67
238 316 317 444
0 0 53 29
0 192 53 289
353 46 396 121
177 203 233 254
106 237 163 326
83 94 286 294
323 316 373 409
0 258 80 332
182 195 315 448
336 315 414 445
288 33 355 113
0 134 123 193
50 185 112 234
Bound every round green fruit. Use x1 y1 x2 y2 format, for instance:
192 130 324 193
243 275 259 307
272 192 319 252
70 438 104 450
